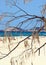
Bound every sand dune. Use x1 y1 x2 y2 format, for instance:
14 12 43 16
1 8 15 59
0 36 46 65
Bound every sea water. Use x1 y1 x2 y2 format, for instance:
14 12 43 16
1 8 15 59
0 31 46 37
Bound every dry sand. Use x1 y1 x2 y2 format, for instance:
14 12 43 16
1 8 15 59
0 36 46 65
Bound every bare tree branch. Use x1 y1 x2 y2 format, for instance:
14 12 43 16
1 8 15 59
35 43 46 53
0 24 45 60
0 34 31 59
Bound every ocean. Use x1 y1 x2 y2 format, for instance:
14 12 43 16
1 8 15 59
0 31 46 37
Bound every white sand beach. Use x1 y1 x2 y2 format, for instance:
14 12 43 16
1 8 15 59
0 36 46 65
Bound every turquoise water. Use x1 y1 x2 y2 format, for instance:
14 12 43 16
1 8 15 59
0 31 46 37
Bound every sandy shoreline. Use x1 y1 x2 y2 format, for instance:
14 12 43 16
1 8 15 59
0 36 46 65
